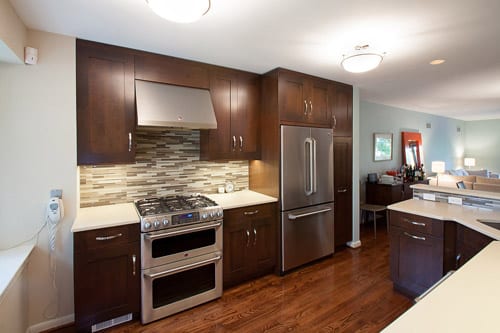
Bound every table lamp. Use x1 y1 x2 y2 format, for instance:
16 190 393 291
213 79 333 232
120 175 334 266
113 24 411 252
464 158 476 170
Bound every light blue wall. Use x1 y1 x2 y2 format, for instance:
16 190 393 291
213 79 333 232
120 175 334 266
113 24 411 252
465 119 500 172
359 101 466 198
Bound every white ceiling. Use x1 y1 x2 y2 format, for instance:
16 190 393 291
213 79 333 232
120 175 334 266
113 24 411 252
9 0 500 120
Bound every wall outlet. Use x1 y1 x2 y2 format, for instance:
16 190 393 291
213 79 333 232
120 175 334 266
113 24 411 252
448 197 463 205
423 193 436 201
50 189 63 199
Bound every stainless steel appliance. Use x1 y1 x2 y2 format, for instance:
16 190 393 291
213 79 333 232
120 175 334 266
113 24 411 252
135 195 223 324
280 125 334 272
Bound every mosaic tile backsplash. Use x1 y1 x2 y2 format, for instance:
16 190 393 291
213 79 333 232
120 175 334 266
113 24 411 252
80 128 249 207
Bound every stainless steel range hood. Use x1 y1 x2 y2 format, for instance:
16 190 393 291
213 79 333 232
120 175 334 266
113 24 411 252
135 80 217 129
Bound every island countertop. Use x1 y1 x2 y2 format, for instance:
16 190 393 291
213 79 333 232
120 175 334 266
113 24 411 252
388 199 500 240
382 241 500 332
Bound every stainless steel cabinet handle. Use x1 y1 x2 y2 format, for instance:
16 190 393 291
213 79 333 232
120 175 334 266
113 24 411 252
404 232 426 241
337 188 348 193
332 115 337 129
288 207 332 220
239 136 243 151
246 230 250 247
253 228 257 246
309 100 313 115
403 218 426 227
132 254 136 276
244 210 259 216
144 254 222 279
232 136 236 150
128 132 132 152
304 100 308 115
95 233 123 241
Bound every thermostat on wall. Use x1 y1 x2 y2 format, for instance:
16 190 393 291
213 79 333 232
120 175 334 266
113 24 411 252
24 46 38 65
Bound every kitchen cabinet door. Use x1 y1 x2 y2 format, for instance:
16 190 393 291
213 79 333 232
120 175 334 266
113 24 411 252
74 224 140 332
389 211 445 297
200 68 260 160
333 137 353 246
330 83 353 136
76 40 136 165
456 224 493 268
278 69 331 126
223 203 277 288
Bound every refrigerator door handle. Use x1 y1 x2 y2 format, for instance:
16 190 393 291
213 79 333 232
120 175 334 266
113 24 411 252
304 138 314 196
288 207 332 220
312 138 317 193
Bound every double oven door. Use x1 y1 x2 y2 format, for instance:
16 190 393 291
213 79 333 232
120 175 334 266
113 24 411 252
141 220 223 324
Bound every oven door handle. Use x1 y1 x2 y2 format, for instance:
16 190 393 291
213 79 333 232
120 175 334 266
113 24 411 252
144 254 222 279
144 221 222 240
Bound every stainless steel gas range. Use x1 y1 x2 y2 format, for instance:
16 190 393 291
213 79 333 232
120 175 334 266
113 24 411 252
135 194 223 324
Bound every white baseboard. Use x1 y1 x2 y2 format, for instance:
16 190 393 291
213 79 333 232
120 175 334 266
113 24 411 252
347 240 362 248
27 313 74 333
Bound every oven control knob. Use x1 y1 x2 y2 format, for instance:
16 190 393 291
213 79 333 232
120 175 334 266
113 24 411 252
210 211 215 218
153 220 161 228
216 210 223 218
201 213 208 220
144 222 152 230
162 219 169 226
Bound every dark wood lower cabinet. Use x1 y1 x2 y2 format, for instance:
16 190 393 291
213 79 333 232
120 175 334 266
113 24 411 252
74 224 140 332
389 210 494 298
456 224 493 268
333 136 352 246
223 203 277 288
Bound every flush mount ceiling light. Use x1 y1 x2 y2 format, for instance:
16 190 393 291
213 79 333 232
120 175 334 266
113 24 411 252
145 0 211 23
341 45 384 73
430 59 446 65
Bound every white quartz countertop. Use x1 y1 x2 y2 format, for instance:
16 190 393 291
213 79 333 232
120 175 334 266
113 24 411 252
382 241 500 332
72 202 140 233
0 243 34 303
411 183 500 200
388 199 500 240
206 190 277 210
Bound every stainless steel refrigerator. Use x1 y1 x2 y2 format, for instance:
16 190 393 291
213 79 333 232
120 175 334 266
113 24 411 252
281 125 334 272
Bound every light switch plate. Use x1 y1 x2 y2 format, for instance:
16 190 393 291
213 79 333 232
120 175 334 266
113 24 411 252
448 197 463 205
423 193 436 201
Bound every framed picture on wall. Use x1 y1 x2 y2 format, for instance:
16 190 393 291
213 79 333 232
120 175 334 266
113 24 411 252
374 133 393 161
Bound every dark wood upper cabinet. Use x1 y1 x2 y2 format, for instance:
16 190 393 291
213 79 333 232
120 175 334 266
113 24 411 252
76 40 136 165
200 68 260 160
134 52 209 89
334 137 353 246
276 69 331 127
330 83 353 136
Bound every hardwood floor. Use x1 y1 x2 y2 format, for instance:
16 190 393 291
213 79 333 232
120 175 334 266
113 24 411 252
52 222 412 333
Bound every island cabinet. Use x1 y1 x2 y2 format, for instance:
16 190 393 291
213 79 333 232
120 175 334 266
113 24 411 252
330 83 353 136
76 39 136 165
274 68 331 127
74 224 140 332
455 224 494 268
389 211 454 297
334 136 353 246
200 68 260 160
223 203 277 288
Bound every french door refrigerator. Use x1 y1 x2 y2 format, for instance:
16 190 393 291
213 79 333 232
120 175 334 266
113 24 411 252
281 125 334 272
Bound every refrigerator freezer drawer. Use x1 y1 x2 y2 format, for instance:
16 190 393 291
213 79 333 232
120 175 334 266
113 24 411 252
281 203 334 272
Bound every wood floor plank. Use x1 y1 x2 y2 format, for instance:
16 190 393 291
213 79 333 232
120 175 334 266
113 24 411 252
52 224 412 333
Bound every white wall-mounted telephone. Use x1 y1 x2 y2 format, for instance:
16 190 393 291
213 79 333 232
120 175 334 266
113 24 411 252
47 197 64 253
47 197 64 224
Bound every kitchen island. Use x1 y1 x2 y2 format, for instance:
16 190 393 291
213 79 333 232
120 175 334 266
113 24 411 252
383 240 500 332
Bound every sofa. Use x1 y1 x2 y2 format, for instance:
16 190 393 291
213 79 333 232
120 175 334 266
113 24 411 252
429 172 500 193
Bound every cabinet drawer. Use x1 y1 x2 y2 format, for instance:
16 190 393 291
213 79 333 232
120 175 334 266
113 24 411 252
225 203 275 221
74 224 140 252
390 211 443 237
